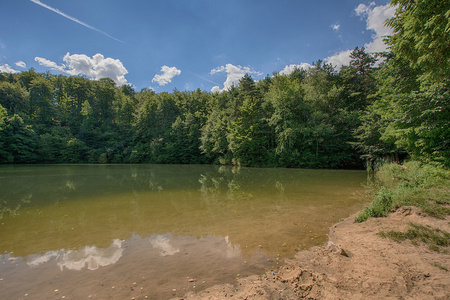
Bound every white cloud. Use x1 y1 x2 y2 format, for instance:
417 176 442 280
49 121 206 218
279 63 312 76
325 2 395 69
361 3 396 53
325 49 353 69
15 61 26 68
210 63 262 92
151 65 181 86
0 64 20 73
355 2 374 16
212 85 224 93
35 52 129 86
210 65 225 75
331 24 340 31
35 56 66 72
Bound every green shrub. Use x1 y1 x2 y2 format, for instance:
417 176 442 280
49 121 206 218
356 161 450 222
355 187 393 222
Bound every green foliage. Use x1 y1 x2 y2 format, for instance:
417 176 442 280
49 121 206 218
365 1 450 168
29 76 55 128
355 187 393 222
0 81 29 116
62 137 88 163
387 0 450 83
0 64 366 168
0 114 39 163
385 82 450 166
356 162 450 222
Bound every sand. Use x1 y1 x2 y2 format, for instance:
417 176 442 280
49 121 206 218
181 206 450 299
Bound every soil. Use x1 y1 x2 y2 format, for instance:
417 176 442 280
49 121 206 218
181 206 450 300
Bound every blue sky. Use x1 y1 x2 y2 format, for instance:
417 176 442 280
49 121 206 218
0 0 395 92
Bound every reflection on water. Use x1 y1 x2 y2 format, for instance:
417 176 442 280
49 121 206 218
1 233 267 299
0 164 369 299
150 234 180 256
28 239 124 271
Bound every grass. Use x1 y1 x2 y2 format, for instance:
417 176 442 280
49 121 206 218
355 161 450 223
378 222 450 253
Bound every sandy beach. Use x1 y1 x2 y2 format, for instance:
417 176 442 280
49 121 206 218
181 206 450 299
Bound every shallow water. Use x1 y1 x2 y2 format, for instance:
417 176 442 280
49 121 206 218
0 164 369 299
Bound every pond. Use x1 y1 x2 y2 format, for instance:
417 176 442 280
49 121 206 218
0 164 369 299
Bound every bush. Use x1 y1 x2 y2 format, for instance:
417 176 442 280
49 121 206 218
356 161 450 222
355 187 393 222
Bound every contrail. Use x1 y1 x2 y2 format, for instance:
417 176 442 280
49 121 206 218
30 0 126 44
189 71 220 86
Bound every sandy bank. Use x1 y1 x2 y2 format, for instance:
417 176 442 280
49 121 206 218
181 206 450 299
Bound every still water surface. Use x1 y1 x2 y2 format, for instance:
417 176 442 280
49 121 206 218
0 164 369 299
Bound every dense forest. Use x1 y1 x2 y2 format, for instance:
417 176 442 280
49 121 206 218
0 0 448 168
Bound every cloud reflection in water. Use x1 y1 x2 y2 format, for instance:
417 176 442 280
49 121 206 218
27 239 124 271
149 234 180 256
26 234 244 273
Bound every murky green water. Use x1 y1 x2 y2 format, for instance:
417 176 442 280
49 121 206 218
0 164 369 299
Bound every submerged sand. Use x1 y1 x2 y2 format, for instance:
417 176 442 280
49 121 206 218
182 206 450 299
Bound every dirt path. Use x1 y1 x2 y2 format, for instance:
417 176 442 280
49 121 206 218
181 207 450 299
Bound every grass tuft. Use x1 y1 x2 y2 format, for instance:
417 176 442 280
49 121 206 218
378 222 450 253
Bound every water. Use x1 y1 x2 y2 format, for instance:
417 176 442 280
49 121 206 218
0 164 369 299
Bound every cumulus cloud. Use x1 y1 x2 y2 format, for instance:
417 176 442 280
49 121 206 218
35 52 128 86
325 49 353 69
15 61 26 68
279 63 312 76
355 1 376 16
151 66 181 86
210 63 262 93
0 64 20 73
35 56 66 72
357 3 396 53
325 2 395 69
331 24 340 31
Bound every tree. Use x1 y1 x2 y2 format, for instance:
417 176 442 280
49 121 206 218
386 0 450 83
200 99 231 163
370 0 450 166
0 114 39 163
265 73 308 166
341 47 378 110
0 104 10 162
29 76 55 130
63 76 94 134
226 75 270 166
0 81 29 116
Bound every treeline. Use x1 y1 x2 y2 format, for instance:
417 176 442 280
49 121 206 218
0 1 448 168
0 51 375 168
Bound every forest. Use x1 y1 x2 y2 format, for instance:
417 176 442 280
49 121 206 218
0 0 448 169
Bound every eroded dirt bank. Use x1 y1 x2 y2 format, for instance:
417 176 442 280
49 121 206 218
181 207 450 299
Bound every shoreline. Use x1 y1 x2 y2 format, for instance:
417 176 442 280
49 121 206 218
181 206 450 299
